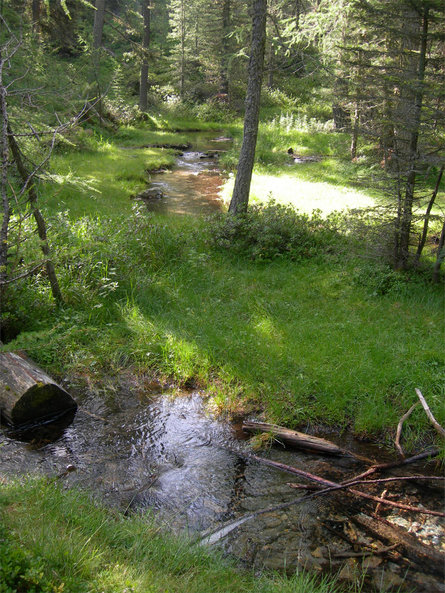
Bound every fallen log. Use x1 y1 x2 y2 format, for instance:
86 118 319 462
0 352 77 426
242 421 345 455
351 513 445 577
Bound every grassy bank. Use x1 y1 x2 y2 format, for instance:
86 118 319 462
0 477 342 593
2 118 444 447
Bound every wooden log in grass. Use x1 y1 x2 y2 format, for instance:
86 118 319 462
0 352 77 426
242 421 344 455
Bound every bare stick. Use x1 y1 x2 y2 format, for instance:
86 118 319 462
415 389 445 438
344 448 440 483
248 452 445 516
395 403 419 457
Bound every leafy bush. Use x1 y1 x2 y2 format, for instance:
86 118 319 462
0 532 58 593
351 262 426 296
207 200 339 261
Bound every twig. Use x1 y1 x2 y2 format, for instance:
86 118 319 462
247 452 445 516
333 543 399 558
395 403 419 457
344 448 440 483
415 389 445 438
374 488 388 516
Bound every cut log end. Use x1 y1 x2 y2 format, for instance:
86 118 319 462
8 383 77 426
0 352 77 426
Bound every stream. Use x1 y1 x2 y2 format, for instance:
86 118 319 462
1 135 444 592
141 132 231 215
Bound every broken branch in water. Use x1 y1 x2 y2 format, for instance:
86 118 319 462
343 448 440 483
395 403 419 457
352 513 445 577
415 388 445 439
288 475 445 490
246 452 445 516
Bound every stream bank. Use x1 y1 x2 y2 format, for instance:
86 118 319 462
1 382 443 593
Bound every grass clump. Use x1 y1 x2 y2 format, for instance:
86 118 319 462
0 477 343 593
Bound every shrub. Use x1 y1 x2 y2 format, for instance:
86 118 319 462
207 200 339 261
0 532 58 593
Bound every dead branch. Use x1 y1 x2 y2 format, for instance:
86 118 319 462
242 420 345 456
288 475 444 490
333 543 399 558
247 452 445 516
395 403 420 457
0 262 47 285
415 389 445 438
352 513 445 577
344 448 440 483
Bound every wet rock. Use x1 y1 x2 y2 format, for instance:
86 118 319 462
136 188 164 201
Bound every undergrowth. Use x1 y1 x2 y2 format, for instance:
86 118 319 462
2 120 444 446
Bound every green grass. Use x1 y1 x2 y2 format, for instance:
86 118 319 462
0 477 343 593
44 129 178 218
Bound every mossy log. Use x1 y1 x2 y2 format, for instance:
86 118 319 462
242 421 344 455
0 352 77 426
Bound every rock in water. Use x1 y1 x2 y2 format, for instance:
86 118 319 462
0 352 77 426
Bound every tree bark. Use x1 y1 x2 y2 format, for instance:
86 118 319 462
139 0 151 112
242 421 344 455
415 164 444 264
220 0 231 96
228 0 267 215
7 125 63 304
394 5 429 269
432 218 445 283
92 0 105 111
0 48 10 293
0 352 77 426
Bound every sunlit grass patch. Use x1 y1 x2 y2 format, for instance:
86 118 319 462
221 172 376 214
44 143 176 218
0 477 344 593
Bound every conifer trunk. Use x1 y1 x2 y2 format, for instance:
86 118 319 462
229 0 267 215
139 0 151 111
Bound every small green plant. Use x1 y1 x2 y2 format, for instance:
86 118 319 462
0 532 59 593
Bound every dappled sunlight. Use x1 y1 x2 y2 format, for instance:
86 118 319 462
221 173 375 215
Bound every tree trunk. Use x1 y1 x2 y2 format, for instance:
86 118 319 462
432 218 445 283
394 5 429 270
228 0 267 215
139 0 151 112
220 0 231 96
350 102 360 160
92 0 105 111
0 49 10 293
32 0 41 36
7 125 63 304
0 352 77 426
415 164 444 264
180 0 185 100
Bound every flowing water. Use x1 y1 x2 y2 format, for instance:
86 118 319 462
1 135 444 592
142 133 232 215
1 387 443 592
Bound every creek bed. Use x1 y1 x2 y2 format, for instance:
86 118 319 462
1 387 443 593
141 132 231 215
